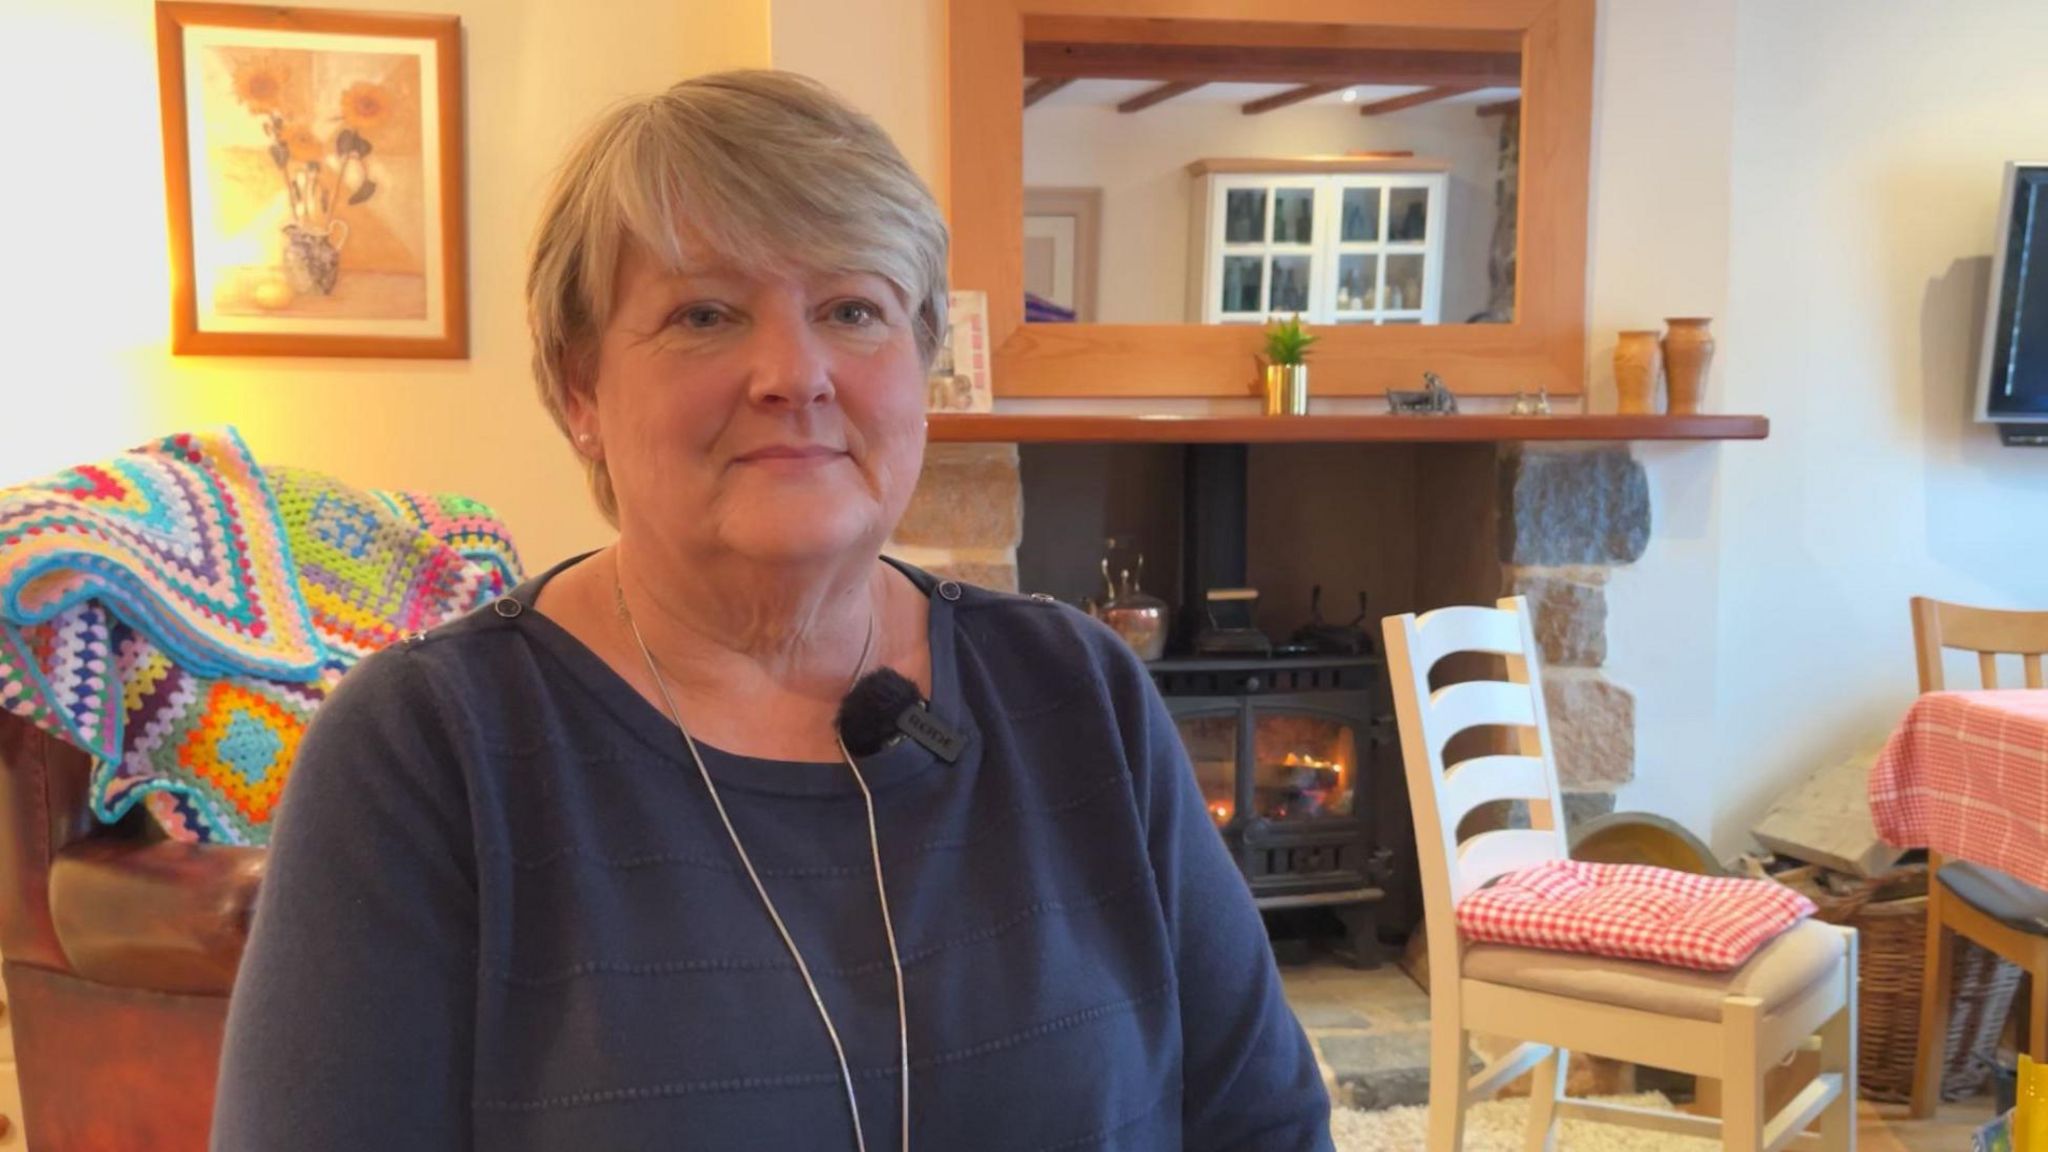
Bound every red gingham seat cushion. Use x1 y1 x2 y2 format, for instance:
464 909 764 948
1456 860 1818 972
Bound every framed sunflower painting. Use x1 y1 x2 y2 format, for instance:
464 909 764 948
155 4 466 358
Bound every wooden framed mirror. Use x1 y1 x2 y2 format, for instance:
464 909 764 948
949 0 1592 399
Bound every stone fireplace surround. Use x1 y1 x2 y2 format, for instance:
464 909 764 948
890 439 1651 902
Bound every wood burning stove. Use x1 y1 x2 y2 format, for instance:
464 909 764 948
1150 654 1401 963
1152 444 1412 963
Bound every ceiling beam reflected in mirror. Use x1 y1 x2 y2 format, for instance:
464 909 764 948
1357 85 1479 116
1118 80 1205 113
1022 42 1519 88
1022 77 1073 107
1020 16 1523 56
1477 97 1521 117
1240 83 1348 115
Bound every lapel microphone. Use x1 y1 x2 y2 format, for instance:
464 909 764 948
837 667 965 762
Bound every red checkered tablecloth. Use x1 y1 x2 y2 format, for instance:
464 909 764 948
1870 690 2048 888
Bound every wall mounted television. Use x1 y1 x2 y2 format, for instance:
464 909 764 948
1978 162 2048 446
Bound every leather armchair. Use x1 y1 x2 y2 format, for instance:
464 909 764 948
0 707 262 1151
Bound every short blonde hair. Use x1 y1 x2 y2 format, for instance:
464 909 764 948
526 70 950 523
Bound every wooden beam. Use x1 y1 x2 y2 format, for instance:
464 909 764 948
1476 96 1522 117
1023 42 1520 88
1022 76 1072 107
1241 83 1347 115
1358 85 1477 116
1117 80 1203 113
1185 155 1440 177
1021 15 1525 56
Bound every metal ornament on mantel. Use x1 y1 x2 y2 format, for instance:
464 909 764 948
1100 556 1168 661
1387 371 1460 415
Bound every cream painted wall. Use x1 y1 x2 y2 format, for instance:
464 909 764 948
1581 0 1738 851
1705 0 2048 848
0 0 768 571
769 0 945 192
1596 0 2048 854
1021 99 1502 324
680 1 771 78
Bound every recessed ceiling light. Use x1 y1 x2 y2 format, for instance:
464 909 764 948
1341 88 1358 103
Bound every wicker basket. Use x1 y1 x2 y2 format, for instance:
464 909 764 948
1788 865 2022 1103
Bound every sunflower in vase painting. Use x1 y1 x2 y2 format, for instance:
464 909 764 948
199 44 426 320
234 56 386 297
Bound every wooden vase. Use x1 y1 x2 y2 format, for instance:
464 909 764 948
1661 317 1716 415
1614 331 1663 414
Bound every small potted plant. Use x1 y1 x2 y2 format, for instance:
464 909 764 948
1261 315 1317 416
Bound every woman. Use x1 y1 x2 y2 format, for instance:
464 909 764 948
213 71 1331 1151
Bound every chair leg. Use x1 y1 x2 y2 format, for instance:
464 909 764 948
1522 1048 1566 1152
1910 889 1955 1118
1723 996 1766 1152
1427 1003 1468 1152
1818 930 1859 1152
2032 964 2048 1060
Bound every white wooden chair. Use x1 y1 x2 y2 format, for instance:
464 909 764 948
1382 597 1857 1152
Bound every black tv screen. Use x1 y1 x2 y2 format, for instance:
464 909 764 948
1981 163 2048 420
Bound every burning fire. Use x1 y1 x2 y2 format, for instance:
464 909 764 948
1202 748 1355 829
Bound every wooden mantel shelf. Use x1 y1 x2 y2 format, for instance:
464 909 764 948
927 413 1769 445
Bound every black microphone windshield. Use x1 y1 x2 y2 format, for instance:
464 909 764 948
837 668 924 757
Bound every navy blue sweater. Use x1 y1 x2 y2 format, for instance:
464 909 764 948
212 559 1333 1150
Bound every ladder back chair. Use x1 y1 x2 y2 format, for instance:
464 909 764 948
1383 597 1856 1151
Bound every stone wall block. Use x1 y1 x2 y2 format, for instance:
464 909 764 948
1505 567 1609 667
893 443 1022 550
1543 670 1636 789
1499 448 1650 566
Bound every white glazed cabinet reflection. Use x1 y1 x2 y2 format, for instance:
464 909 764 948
1191 170 1448 327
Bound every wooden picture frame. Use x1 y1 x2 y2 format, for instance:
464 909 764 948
156 2 467 358
1023 187 1102 322
949 0 1593 398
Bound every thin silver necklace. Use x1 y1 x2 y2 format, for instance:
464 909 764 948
614 579 909 1152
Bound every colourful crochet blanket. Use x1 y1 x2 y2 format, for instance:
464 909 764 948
0 429 522 844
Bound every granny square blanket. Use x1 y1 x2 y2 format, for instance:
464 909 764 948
0 429 522 844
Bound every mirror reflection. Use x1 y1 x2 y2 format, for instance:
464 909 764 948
1021 24 1521 327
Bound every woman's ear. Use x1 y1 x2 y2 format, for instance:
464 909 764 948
563 377 602 460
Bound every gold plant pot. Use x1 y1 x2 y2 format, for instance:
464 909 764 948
1263 363 1310 416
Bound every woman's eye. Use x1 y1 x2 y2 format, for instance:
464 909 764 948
829 300 882 326
671 306 725 330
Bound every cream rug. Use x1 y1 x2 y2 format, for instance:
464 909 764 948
1331 1093 1721 1151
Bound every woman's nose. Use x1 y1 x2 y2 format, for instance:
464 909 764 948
744 309 834 409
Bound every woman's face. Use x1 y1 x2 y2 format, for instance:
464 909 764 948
573 237 928 571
